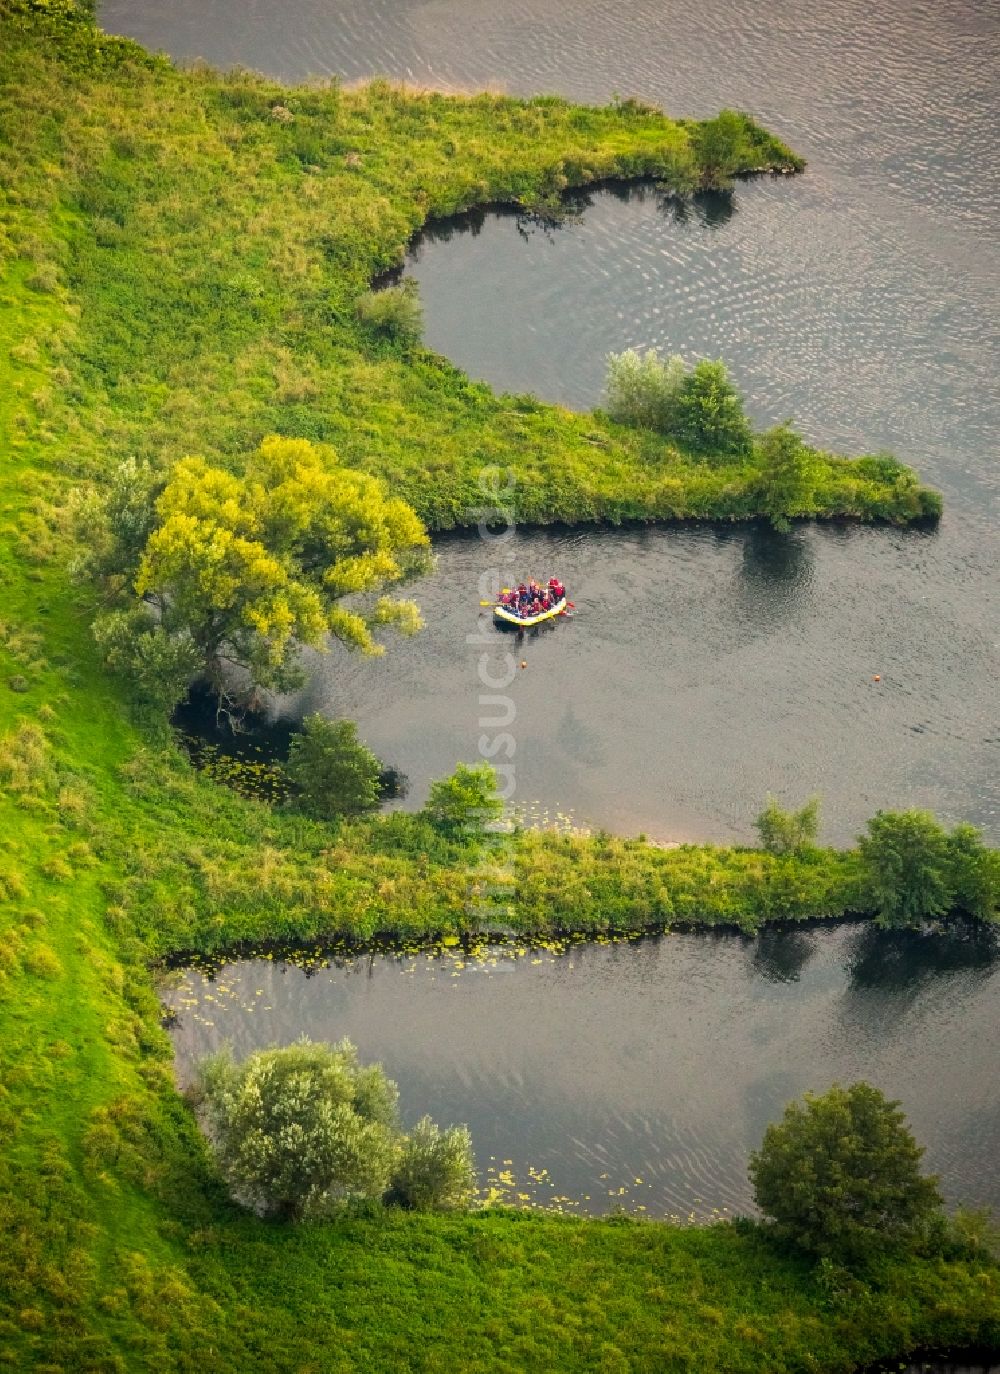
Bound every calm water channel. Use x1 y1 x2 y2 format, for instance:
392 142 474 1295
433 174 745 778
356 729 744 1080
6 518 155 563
102 0 999 844
164 923 1000 1220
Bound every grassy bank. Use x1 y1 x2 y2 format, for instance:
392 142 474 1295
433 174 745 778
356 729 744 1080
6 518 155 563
0 2 993 1371
2 0 938 533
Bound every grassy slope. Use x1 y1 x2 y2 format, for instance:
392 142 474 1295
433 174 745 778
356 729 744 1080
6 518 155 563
0 4 996 1371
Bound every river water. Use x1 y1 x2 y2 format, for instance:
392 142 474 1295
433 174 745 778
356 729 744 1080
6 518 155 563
100 0 998 845
163 923 1000 1220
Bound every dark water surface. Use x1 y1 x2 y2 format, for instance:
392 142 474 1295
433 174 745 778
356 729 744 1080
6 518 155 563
285 521 997 844
100 0 999 843
164 923 1000 1219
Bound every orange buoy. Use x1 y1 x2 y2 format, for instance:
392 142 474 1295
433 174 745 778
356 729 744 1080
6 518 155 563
873 674 881 682
520 660 527 669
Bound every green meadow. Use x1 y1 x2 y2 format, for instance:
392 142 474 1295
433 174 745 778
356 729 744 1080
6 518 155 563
0 1 996 1369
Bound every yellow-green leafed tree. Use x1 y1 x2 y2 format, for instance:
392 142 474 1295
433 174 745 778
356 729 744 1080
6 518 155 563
97 436 429 708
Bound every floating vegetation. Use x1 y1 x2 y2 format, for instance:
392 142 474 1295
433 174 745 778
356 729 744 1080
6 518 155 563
180 733 293 806
161 924 657 984
511 799 590 836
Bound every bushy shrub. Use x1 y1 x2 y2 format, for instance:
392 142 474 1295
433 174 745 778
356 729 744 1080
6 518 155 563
854 453 907 484
195 1040 475 1221
947 821 1000 922
424 761 503 833
605 349 754 460
754 795 820 855
755 423 821 530
92 607 203 714
355 279 423 345
858 810 998 927
68 456 162 585
195 1039 401 1220
605 348 685 432
672 359 752 457
750 1082 943 1265
387 1116 475 1211
691 109 750 190
286 715 382 819
655 145 699 196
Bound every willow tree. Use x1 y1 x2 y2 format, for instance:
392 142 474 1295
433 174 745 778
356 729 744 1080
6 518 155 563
91 436 429 710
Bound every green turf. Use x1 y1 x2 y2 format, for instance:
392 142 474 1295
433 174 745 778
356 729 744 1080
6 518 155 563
0 2 994 1369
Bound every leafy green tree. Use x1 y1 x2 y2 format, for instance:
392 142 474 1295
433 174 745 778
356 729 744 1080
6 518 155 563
91 607 203 714
946 821 1000 923
286 715 382 819
605 348 686 433
196 1039 400 1220
68 456 162 586
691 109 749 190
755 795 820 855
356 279 423 345
858 810 955 927
91 436 429 709
424 762 503 834
672 359 752 457
749 1082 943 1264
387 1116 476 1211
756 423 821 531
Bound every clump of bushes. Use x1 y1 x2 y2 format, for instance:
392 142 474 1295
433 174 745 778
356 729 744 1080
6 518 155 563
286 715 383 819
672 358 753 455
194 1039 475 1220
386 1116 476 1211
355 279 423 345
691 109 753 190
754 422 821 530
754 795 820 855
423 761 504 834
605 349 752 457
858 810 999 927
604 348 686 433
603 355 933 527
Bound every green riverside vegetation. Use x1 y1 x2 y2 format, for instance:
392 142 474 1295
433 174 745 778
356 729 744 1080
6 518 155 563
1 1 997 1369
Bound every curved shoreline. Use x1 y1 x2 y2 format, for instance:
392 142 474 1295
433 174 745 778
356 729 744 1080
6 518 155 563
0 3 989 1370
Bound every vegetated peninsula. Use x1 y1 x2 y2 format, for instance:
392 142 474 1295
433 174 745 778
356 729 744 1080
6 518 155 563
1 2 996 1372
5 0 938 534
